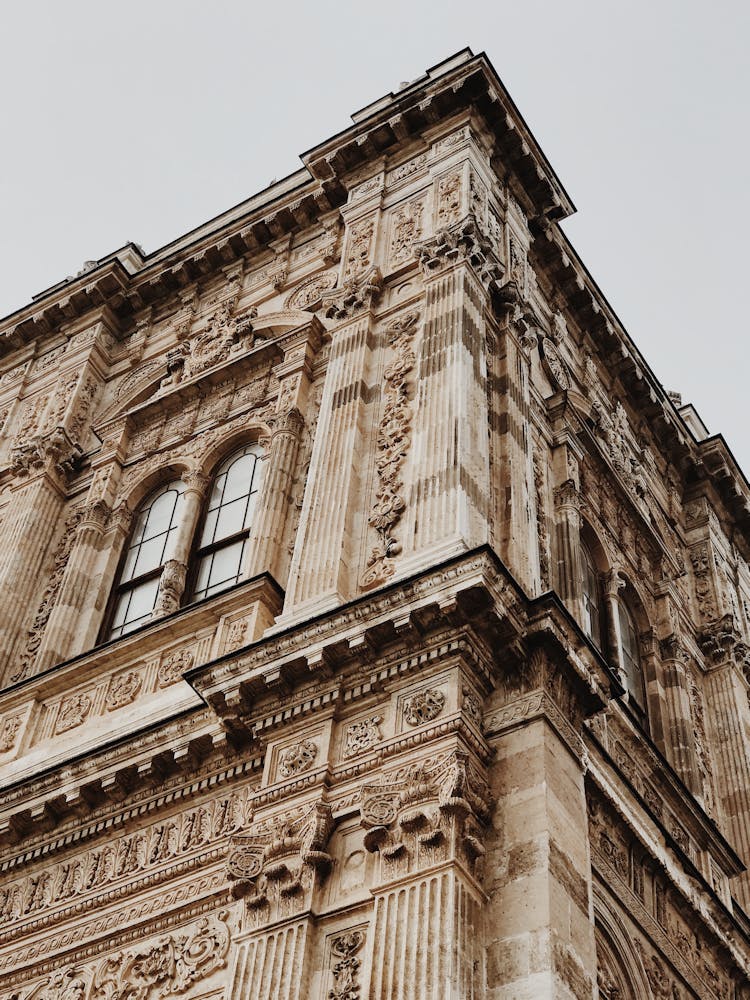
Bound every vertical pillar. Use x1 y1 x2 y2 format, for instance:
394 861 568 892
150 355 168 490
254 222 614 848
152 470 209 617
0 448 72 683
700 617 750 910
657 636 702 794
282 269 381 620
245 408 303 583
483 648 598 1000
400 218 497 576
552 480 584 617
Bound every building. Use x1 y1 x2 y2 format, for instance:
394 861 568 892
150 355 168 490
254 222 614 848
0 47 748 999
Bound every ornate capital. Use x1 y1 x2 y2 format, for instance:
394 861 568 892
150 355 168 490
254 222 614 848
321 265 383 321
227 800 334 924
181 469 211 496
415 214 503 292
699 614 750 676
553 478 582 512
10 427 83 482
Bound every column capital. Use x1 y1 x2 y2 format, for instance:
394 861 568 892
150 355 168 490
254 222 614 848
699 614 750 676
415 213 503 292
320 265 382 322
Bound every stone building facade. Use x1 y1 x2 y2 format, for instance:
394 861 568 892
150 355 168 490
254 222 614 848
0 48 748 999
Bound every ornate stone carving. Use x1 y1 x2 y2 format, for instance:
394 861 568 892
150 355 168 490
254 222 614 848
416 215 503 291
343 216 376 279
157 648 194 687
403 688 445 726
389 154 427 183
0 715 22 753
436 169 462 227
277 739 318 778
360 749 490 880
389 198 425 266
539 336 571 390
343 716 381 758
10 428 83 481
321 266 382 321
181 294 256 381
284 271 337 311
699 613 750 677
105 671 142 711
25 966 87 1000
227 801 334 924
14 508 84 682
89 912 230 999
329 930 365 1000
361 311 418 589
152 559 187 618
591 399 648 503
55 693 92 735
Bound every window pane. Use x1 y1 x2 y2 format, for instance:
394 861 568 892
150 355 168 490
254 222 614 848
618 601 644 709
144 490 179 539
199 506 219 548
207 539 244 586
214 497 249 541
581 546 602 648
223 454 257 502
123 577 160 625
131 533 169 578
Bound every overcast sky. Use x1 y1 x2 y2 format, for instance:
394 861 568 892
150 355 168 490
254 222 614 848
2 1 748 474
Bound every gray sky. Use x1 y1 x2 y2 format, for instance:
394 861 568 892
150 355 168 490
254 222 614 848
2 1 748 474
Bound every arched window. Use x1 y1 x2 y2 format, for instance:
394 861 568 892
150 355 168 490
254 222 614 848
617 599 646 722
105 480 185 640
188 444 263 603
581 543 603 649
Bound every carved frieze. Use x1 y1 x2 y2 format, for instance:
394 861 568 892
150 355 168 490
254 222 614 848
343 716 382 758
277 739 318 778
157 648 194 687
284 271 337 311
105 671 142 711
402 687 445 726
362 310 418 589
55 693 92 735
329 930 366 1000
343 216 376 279
388 198 425 268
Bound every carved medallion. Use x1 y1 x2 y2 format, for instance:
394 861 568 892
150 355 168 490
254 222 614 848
540 336 571 390
343 716 382 758
277 739 318 778
105 671 142 711
402 688 445 726
157 648 194 687
55 693 92 735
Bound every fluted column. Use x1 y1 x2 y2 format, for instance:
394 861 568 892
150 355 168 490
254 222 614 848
402 220 496 576
31 499 111 673
282 269 381 619
0 452 73 684
244 408 303 583
152 470 209 618
552 479 584 617
658 636 702 795
229 921 311 1000
700 616 750 910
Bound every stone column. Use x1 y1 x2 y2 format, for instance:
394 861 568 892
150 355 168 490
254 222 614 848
359 747 489 999
483 648 598 999
282 268 382 620
657 636 702 795
400 218 498 577
700 616 750 910
244 408 304 583
31 498 111 673
552 479 584 618
0 434 79 684
152 470 209 617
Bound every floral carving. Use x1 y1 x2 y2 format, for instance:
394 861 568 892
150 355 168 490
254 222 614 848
539 336 571 390
14 508 84 682
402 688 445 726
416 215 503 291
389 199 424 266
55 693 92 735
329 930 365 999
284 271 337 311
105 671 142 711
157 648 194 687
89 912 230 999
277 739 318 778
343 217 375 279
389 154 427 183
0 715 22 753
343 716 381 758
152 559 187 617
321 266 382 321
227 800 334 923
436 170 462 226
25 966 87 1000
361 311 418 589
181 290 256 382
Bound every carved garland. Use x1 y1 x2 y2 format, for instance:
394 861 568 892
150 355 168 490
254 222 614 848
361 311 419 589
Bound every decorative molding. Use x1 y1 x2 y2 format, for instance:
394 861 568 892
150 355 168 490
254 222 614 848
402 688 445 727
361 311 418 589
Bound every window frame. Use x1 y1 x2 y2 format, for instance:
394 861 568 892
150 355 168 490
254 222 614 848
616 596 647 727
581 541 603 651
100 479 185 642
184 443 263 606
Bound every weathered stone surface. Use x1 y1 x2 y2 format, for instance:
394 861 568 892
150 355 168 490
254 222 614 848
0 48 748 1000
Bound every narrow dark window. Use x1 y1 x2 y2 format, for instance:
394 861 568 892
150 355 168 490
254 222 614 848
188 445 263 602
581 543 602 649
617 599 646 722
106 481 185 640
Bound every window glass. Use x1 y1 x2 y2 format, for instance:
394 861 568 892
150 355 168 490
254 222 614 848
618 599 645 712
189 445 263 603
581 544 602 649
104 481 184 640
